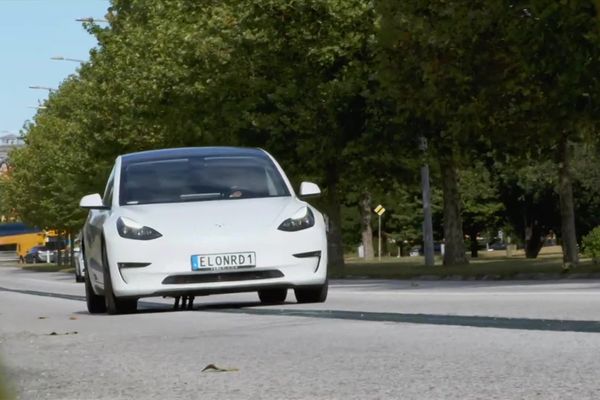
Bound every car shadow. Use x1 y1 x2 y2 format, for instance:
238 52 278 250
127 299 286 314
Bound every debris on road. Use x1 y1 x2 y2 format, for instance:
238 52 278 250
48 331 78 336
201 364 239 373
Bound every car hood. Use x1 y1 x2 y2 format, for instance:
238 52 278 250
116 196 307 236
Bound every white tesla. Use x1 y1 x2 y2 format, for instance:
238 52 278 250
80 147 328 314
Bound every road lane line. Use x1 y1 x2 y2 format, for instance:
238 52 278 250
3 285 600 333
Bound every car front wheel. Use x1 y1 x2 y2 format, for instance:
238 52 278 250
102 245 137 314
85 269 106 314
295 281 328 303
258 288 287 304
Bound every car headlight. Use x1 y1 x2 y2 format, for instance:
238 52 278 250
116 217 162 240
278 207 315 232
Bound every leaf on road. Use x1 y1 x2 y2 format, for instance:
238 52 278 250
201 364 239 373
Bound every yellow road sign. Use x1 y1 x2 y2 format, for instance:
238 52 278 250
374 204 386 216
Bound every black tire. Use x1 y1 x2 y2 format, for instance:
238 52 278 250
85 268 106 314
258 288 287 304
75 274 85 283
102 245 137 315
295 281 328 303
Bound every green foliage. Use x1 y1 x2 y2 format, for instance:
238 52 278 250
4 1 381 266
4 0 600 264
582 227 600 263
376 0 510 157
500 1 600 146
460 163 504 238
571 144 600 237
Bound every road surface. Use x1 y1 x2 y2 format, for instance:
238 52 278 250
2 265 600 399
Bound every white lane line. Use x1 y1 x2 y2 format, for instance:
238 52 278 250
337 291 600 296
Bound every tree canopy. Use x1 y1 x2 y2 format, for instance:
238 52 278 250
3 0 600 268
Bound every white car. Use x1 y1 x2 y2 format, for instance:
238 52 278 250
73 233 86 282
80 147 328 314
37 249 57 263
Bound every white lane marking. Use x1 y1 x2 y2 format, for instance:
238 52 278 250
336 291 600 296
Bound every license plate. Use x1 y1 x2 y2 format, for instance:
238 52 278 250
191 252 256 271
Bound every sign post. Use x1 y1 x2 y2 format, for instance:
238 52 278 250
373 205 386 262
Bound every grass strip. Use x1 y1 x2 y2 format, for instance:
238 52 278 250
331 256 600 280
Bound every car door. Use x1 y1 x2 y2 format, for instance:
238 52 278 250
85 167 115 287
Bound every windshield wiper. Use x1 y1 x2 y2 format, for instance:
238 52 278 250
180 193 222 201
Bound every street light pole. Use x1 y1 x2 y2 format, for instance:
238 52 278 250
76 17 108 23
51 56 85 63
420 137 435 266
29 86 55 92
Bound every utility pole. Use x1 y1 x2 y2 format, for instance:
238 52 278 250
420 137 435 266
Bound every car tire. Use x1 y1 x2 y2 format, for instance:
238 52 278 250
75 274 85 283
258 288 287 304
102 245 137 315
85 268 106 314
295 281 328 303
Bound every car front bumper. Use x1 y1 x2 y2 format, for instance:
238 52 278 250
104 227 328 298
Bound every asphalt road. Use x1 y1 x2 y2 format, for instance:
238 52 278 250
2 266 600 399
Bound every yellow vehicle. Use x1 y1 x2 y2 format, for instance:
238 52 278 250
0 224 45 260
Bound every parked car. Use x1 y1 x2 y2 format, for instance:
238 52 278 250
73 233 85 282
24 246 56 263
488 241 507 251
409 246 421 257
409 243 443 257
80 147 328 314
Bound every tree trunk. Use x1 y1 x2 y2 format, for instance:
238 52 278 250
359 191 374 260
470 227 479 258
557 137 579 268
524 221 544 258
325 166 345 269
440 157 468 265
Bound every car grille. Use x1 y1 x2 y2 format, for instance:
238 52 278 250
161 269 284 285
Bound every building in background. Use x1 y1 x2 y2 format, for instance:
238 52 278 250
0 133 24 176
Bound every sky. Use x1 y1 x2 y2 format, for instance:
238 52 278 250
0 0 110 136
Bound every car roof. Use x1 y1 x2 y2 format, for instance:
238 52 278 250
120 147 268 164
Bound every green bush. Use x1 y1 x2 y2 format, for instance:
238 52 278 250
582 227 600 264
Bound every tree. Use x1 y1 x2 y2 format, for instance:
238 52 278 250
496 159 560 258
193 0 379 267
2 77 92 232
377 0 510 265
460 163 504 258
7 1 380 269
500 1 600 267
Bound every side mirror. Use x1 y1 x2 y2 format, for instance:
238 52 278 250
299 182 321 198
80 193 109 210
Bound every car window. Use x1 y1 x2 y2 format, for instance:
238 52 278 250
102 167 115 207
119 155 290 206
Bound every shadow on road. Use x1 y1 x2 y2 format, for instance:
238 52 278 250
4 284 600 333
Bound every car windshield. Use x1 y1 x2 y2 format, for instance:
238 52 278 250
119 155 290 206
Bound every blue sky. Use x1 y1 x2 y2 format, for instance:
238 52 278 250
0 0 110 135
